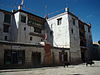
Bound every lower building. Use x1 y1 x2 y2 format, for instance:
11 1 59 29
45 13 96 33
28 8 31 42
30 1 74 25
0 41 71 68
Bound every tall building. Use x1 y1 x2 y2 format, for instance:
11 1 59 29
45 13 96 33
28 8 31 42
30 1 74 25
46 8 92 63
0 7 45 44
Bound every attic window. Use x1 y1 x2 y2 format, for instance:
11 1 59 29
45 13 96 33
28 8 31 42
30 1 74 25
57 18 62 25
21 15 26 23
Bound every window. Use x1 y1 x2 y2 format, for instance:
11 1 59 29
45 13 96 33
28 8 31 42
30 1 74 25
72 18 75 25
4 14 11 24
21 15 26 23
50 31 53 35
30 36 32 41
3 24 9 33
71 29 73 34
24 27 26 31
34 27 41 33
57 18 62 25
88 27 90 32
4 50 25 64
4 36 8 41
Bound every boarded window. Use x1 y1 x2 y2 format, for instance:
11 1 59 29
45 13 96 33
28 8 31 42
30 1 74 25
21 15 26 23
4 14 11 24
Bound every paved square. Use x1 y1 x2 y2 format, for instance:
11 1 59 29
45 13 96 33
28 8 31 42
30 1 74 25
0 61 100 75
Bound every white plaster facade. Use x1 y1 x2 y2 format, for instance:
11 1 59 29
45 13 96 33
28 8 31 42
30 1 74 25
0 9 45 44
14 10 45 44
46 9 83 63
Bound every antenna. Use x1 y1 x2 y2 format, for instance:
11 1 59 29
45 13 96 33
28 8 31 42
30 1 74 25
44 5 48 19
21 0 24 6
18 0 24 10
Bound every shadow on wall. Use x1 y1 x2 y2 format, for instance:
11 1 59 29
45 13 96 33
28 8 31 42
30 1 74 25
45 21 53 45
92 44 100 60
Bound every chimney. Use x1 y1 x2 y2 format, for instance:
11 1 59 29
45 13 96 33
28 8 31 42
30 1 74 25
65 8 69 12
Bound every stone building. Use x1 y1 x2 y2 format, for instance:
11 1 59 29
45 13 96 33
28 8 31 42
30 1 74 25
0 7 93 68
46 8 93 63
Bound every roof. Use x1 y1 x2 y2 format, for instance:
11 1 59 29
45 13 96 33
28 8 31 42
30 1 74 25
0 9 12 14
47 11 78 21
13 9 45 20
79 19 91 27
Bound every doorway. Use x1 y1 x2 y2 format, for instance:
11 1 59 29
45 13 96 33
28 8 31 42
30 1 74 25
32 52 41 66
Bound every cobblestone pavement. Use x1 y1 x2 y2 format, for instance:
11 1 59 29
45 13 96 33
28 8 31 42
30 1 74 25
0 61 100 75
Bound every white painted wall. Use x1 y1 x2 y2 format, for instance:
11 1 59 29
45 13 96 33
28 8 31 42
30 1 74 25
14 11 43 44
47 12 70 48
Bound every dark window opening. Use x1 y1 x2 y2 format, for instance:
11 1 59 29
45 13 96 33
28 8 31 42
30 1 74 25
4 36 8 41
4 14 11 24
72 18 75 25
30 36 32 41
57 18 62 25
50 31 53 35
24 27 26 31
71 29 73 34
4 50 25 64
21 15 26 23
34 27 41 33
3 24 9 33
88 27 90 32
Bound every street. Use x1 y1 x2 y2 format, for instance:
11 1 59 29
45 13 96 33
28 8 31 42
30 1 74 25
0 61 100 75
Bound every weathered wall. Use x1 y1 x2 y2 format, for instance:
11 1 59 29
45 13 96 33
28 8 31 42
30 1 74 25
0 11 12 41
0 42 71 68
68 14 81 64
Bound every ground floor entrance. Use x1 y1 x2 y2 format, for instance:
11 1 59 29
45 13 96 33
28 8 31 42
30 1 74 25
32 52 41 66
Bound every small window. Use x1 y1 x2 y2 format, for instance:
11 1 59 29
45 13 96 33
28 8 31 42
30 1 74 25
30 37 32 41
71 29 73 34
34 27 41 33
50 31 53 35
88 27 90 32
4 36 8 41
21 15 26 23
3 24 9 33
24 27 26 31
72 18 75 25
57 18 62 25
4 14 11 24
